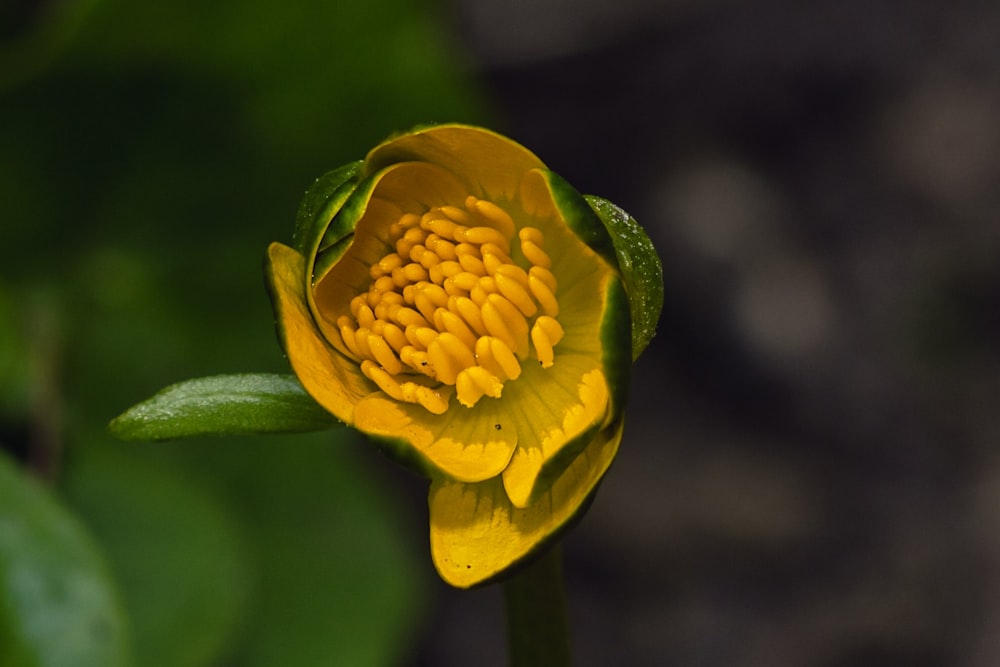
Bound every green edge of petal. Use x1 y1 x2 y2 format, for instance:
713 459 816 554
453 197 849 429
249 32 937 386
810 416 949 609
524 277 630 506
585 195 664 361
601 275 633 410
364 431 439 480
543 171 619 271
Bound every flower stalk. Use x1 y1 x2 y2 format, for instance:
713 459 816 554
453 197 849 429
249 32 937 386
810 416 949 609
503 545 571 667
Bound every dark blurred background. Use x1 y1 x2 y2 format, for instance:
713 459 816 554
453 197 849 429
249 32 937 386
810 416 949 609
2 0 999 665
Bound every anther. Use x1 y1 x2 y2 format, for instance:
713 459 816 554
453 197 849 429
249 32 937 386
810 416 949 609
400 346 435 377
456 366 503 408
414 386 449 414
402 262 427 284
438 205 471 225
372 275 395 295
494 272 538 318
376 253 404 276
429 260 462 285
427 334 474 385
355 303 376 329
367 333 404 375
457 251 486 276
475 336 521 381
480 299 520 358
521 241 552 269
469 198 516 239
338 321 363 359
462 226 510 254
392 306 429 329
381 322 408 352
426 234 457 261
449 271 480 293
528 266 558 292
361 360 404 401
528 274 559 317
424 217 463 241
486 293 530 359
531 316 564 368
434 308 478 351
406 326 439 350
353 327 374 360
398 213 421 229
449 296 487 336
396 227 427 257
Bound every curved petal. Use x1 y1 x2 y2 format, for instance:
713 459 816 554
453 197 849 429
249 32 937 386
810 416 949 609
520 168 618 270
429 417 625 588
310 161 471 353
265 242 373 424
501 364 610 508
364 124 546 203
354 393 517 483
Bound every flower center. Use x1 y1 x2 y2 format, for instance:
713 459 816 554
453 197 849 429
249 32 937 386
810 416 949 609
335 195 564 415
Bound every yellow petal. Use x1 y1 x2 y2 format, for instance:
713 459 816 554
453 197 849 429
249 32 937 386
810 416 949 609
429 417 624 588
501 363 610 508
265 242 373 424
353 393 517 483
364 125 546 203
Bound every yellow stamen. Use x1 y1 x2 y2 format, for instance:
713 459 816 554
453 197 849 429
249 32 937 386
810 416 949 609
461 226 510 253
425 234 456 261
486 293 530 359
449 295 487 336
335 197 565 412
457 251 486 276
528 273 559 317
469 197 516 239
529 265 558 292
456 366 503 407
494 272 538 318
435 308 479 351
531 316 564 369
474 335 521 381
438 205 471 225
375 253 404 277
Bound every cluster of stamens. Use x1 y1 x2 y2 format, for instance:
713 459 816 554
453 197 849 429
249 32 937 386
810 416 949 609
335 195 564 414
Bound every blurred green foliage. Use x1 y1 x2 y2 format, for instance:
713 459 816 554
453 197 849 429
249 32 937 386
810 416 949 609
0 0 487 663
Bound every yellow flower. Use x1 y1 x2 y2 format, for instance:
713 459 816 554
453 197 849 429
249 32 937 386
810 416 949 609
266 124 631 588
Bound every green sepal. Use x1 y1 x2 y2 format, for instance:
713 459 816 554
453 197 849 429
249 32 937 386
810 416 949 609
310 167 386 285
109 374 341 441
585 195 663 360
0 451 131 667
292 161 363 272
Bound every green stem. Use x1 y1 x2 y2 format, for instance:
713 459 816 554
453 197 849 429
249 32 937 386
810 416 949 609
502 544 572 667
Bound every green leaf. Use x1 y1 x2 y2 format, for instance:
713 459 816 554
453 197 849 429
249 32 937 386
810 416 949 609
0 451 130 667
109 373 340 441
585 196 664 360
